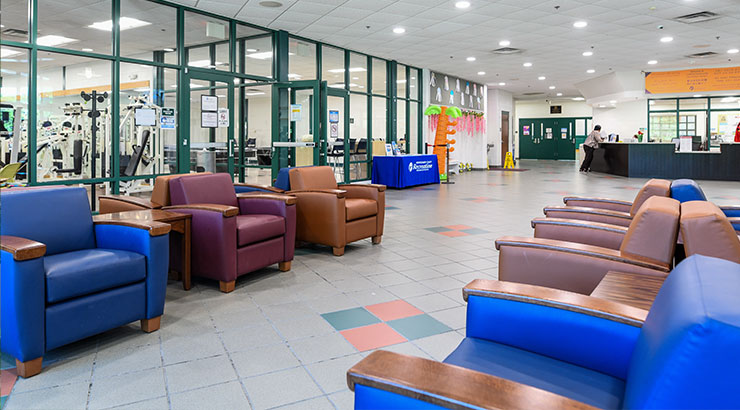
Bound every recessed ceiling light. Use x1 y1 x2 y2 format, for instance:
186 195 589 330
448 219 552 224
246 48 258 52
498 82 506 86
246 51 273 60
582 51 593 56
599 104 606 108
586 69 595 73
164 48 175 52
573 21 588 28
81 48 93 52
455 1 471 9
499 40 510 47
549 85 556 89
259 1 283 7
523 62 533 67
693 94 703 97
478 71 486 75
538 76 546 80
393 27 405 34
660 36 673 43
609 100 617 104
728 48 739 54
556 93 563 96
648 60 658 65
466 56 476 62
37 35 78 47
573 97 585 101
88 17 151 31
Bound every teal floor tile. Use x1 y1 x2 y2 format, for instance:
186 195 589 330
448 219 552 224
461 228 489 235
321 308 380 331
1 395 6 409
424 227 452 233
387 314 452 340
0 353 14 371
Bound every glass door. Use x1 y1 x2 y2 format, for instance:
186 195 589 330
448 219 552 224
324 85 350 182
271 81 322 179
182 71 235 177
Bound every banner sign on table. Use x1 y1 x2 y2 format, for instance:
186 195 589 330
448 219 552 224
645 66 740 94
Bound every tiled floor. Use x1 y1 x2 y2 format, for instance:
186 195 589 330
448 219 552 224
3 160 739 409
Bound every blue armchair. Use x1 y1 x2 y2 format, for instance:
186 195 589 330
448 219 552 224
348 255 740 409
1 187 171 378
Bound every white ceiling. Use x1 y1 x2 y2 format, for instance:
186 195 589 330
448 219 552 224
169 0 740 99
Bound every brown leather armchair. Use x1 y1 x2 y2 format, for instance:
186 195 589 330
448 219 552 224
531 217 628 250
544 179 671 227
496 196 680 294
680 201 740 263
287 166 385 256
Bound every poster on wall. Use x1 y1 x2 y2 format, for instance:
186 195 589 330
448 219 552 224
545 128 553 139
290 104 302 121
561 128 568 139
329 110 339 123
428 71 484 112
201 111 218 128
645 66 740 94
201 95 218 112
523 125 530 136
217 108 229 128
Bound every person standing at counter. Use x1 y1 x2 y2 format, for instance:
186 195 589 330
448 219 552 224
580 125 604 172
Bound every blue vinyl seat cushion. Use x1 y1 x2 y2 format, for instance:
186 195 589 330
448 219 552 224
44 249 147 304
444 337 625 409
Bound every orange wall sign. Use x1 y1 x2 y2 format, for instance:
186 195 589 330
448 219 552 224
645 66 740 94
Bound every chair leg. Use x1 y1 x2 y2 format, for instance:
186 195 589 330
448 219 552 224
372 236 382 245
332 246 345 256
219 280 236 293
16 357 43 378
279 261 292 272
141 316 161 333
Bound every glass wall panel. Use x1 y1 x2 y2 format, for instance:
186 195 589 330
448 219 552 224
397 64 407 99
710 96 740 110
396 100 406 152
323 46 345 89
188 79 229 173
372 58 386 96
409 68 419 100
120 0 177 63
372 97 387 141
710 110 740 146
118 63 178 183
649 112 677 142
289 38 316 81
349 93 368 180
679 98 708 110
648 99 677 110
37 52 112 181
238 24 272 78
3 0 29 43
38 0 112 54
241 84 272 172
349 53 368 91
184 11 230 71
1 46 30 182
410 102 418 154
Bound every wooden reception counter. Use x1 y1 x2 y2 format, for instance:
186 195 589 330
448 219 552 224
590 142 740 181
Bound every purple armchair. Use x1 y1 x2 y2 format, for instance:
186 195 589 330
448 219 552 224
164 173 297 293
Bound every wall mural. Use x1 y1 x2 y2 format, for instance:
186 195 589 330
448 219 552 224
428 71 484 112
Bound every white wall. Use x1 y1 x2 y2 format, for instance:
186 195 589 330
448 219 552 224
486 89 514 166
592 100 647 141
513 100 592 158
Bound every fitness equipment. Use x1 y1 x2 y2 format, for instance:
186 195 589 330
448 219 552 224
118 97 165 194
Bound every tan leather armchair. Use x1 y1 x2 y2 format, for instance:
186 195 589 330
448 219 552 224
98 172 211 214
496 196 680 294
545 179 671 227
680 201 740 264
287 166 385 256
531 217 628 250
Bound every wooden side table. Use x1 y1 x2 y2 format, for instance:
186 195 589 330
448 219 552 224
590 271 666 311
94 209 193 290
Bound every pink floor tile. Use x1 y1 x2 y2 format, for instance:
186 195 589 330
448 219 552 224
1 368 18 397
340 323 407 351
366 300 424 321
439 230 469 237
444 225 472 230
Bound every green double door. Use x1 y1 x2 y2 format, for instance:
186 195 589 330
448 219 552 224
520 118 577 160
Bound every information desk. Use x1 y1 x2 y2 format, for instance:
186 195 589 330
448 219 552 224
590 142 740 181
372 155 440 188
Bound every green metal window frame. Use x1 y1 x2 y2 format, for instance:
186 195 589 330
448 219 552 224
1 0 424 199
647 95 740 146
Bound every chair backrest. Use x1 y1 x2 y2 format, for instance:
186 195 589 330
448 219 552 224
624 255 740 409
670 179 707 203
169 173 237 207
680 201 740 264
629 179 672 216
0 187 95 256
289 166 338 190
150 172 211 207
620 196 680 268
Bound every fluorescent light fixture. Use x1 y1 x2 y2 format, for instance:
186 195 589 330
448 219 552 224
82 48 94 52
538 76 546 80
37 35 78 47
133 87 150 92
246 48 258 52
397 79 407 83
649 100 656 105
586 69 595 73
1 48 22 58
647 60 658 65
88 17 151 31
721 97 737 103
549 85 556 89
498 82 506 86
393 27 405 34
556 93 563 96
499 40 510 47
609 100 617 104
164 48 175 52
477 71 486 75
455 1 471 9
693 94 703 97
352 76 359 80
573 97 585 101
728 48 739 54
466 56 476 61
573 21 588 28
599 104 606 108
660 36 673 43
288 73 302 79
523 62 532 67
246 51 273 60
245 91 265 96
582 51 593 56
326 67 366 73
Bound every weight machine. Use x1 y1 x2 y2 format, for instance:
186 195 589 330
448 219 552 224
118 97 165 194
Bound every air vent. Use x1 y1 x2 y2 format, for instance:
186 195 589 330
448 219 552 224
492 47 522 55
2 28 29 38
522 92 544 96
673 11 720 24
686 51 719 58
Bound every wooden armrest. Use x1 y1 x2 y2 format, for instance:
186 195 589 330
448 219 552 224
99 194 159 209
287 189 347 199
163 204 239 217
236 192 297 205
531 218 629 233
0 235 46 261
544 206 632 220
464 279 647 326
233 183 284 193
94 218 171 236
495 236 670 272
338 183 386 192
563 196 632 207
347 351 597 410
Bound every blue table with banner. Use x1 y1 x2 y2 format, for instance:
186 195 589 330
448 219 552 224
372 155 440 189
